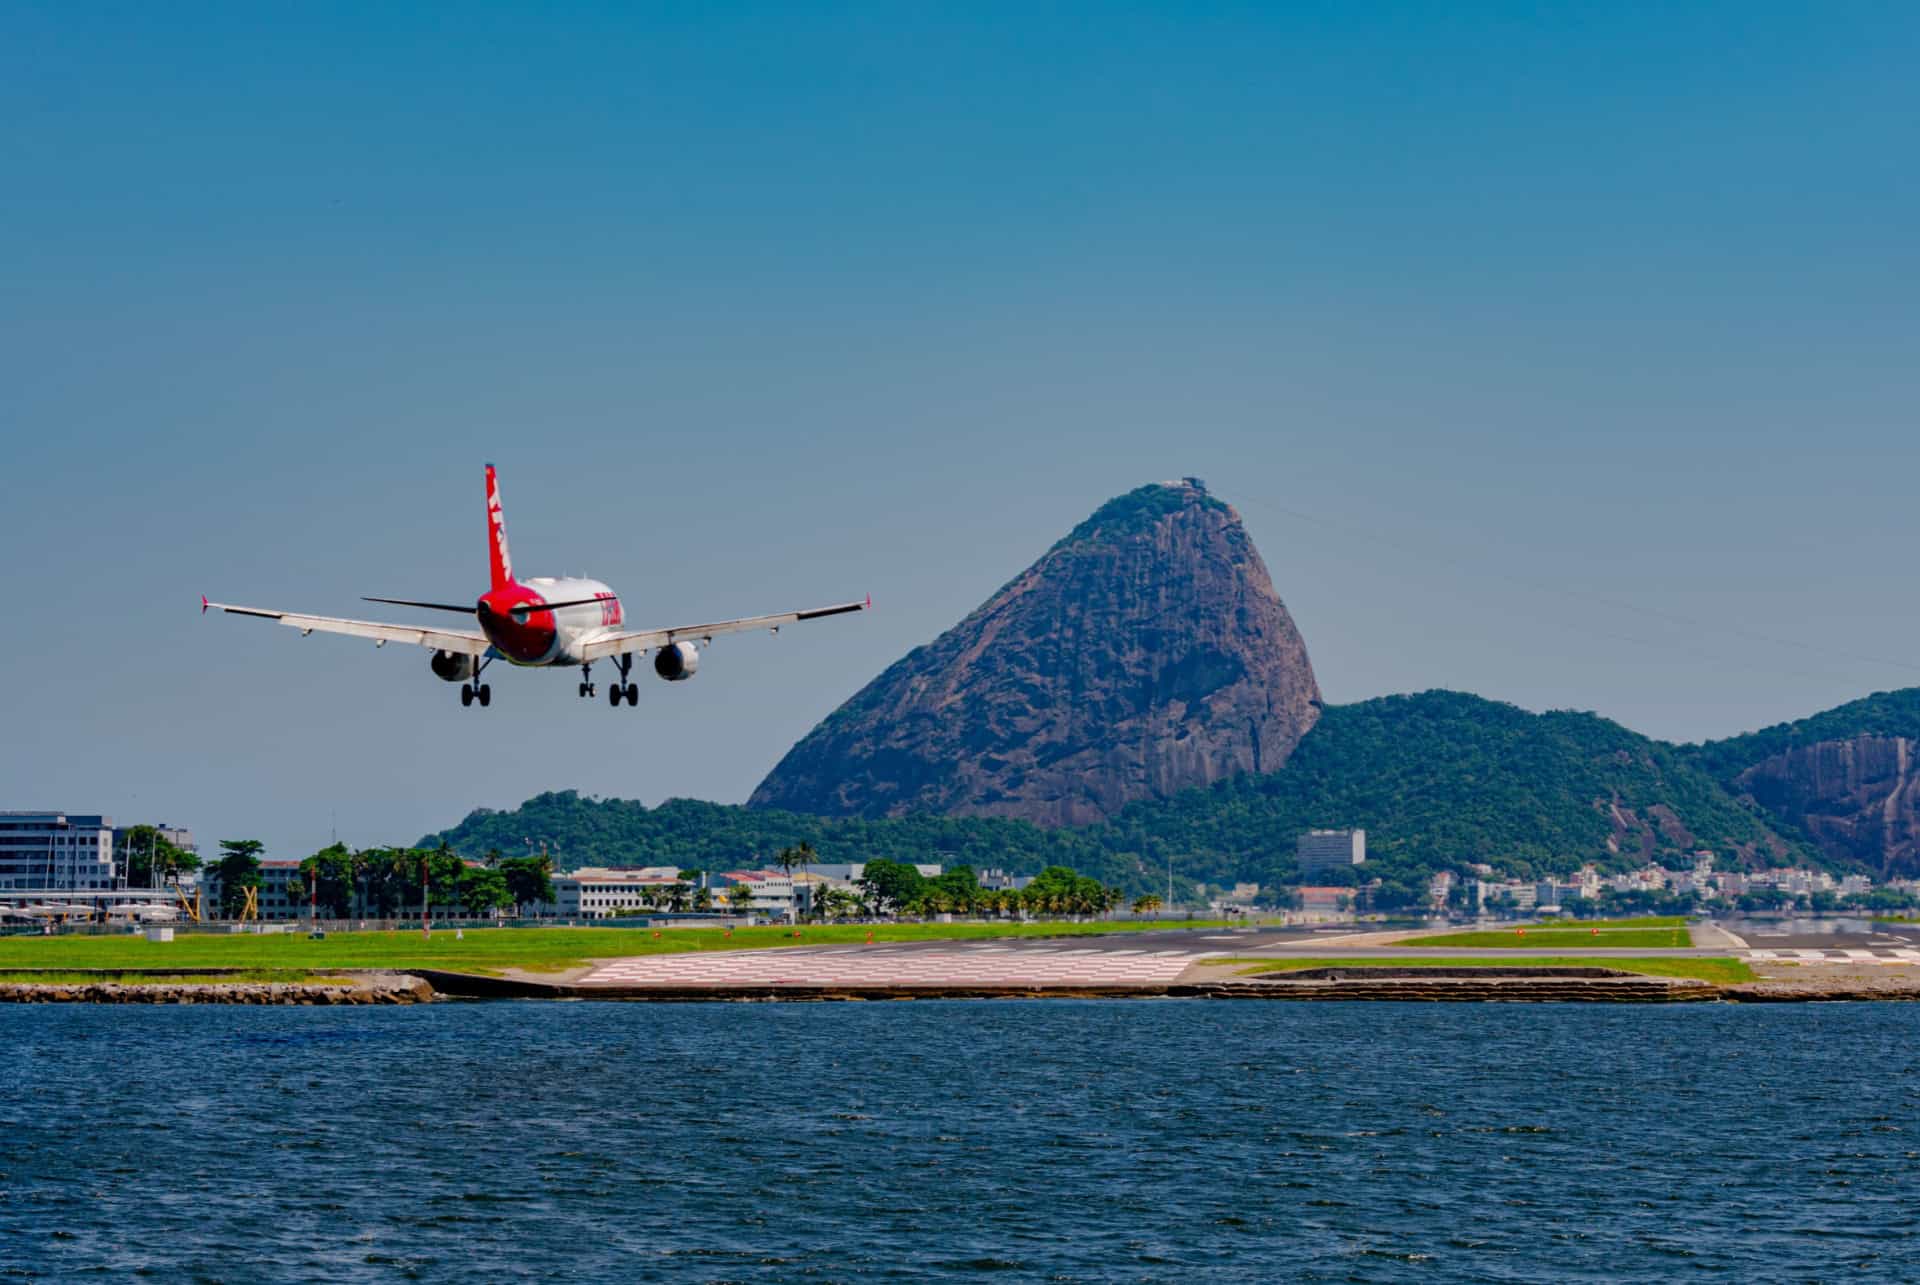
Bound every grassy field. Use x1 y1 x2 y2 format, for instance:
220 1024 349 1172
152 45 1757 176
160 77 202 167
1400 917 1694 949
1222 955 1754 985
0 920 1247 976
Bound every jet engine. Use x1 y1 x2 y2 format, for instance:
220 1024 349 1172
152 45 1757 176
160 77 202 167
654 642 700 682
430 649 477 683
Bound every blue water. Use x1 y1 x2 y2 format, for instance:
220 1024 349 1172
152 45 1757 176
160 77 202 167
4 1001 1918 1282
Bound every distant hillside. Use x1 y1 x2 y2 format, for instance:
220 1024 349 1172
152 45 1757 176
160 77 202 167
1691 689 1920 878
1085 691 1813 902
425 691 1818 905
1692 689 1920 780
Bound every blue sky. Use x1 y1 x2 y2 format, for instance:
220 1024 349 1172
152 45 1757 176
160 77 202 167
3 3 1915 859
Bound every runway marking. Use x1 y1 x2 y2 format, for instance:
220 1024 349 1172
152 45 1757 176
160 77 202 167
581 945 1215 987
1747 948 1920 966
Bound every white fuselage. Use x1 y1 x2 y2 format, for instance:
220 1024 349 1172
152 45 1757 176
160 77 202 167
480 576 624 667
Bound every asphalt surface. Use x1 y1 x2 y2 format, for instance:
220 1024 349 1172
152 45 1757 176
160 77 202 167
1724 921 1920 950
566 919 1920 990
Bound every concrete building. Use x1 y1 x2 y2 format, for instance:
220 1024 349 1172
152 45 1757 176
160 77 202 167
1296 829 1366 877
199 858 308 921
713 870 798 916
557 867 683 918
0 812 117 891
1294 886 1357 914
796 862 943 883
1535 880 1589 910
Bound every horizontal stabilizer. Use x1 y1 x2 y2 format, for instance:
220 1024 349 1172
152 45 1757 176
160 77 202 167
362 596 478 614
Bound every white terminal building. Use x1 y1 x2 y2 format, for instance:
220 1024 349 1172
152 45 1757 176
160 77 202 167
0 812 117 891
556 867 683 917
1296 829 1367 877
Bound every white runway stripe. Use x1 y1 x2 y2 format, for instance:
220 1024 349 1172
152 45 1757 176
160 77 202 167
1745 948 1917 965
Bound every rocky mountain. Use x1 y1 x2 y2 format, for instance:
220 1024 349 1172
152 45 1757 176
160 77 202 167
749 480 1323 826
1693 690 1920 878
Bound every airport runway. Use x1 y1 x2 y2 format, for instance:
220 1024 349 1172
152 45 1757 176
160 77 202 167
569 920 1920 990
576 926 1316 988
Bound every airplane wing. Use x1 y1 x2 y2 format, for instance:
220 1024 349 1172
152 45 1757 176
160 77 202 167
578 596 869 662
202 598 492 655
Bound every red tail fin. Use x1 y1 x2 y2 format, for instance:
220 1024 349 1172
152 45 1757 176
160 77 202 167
485 463 514 591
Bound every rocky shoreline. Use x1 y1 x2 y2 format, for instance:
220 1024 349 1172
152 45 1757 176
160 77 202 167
0 973 434 1005
9 965 1920 1004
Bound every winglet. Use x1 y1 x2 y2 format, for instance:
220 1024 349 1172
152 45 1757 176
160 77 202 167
201 595 209 615
865 593 873 609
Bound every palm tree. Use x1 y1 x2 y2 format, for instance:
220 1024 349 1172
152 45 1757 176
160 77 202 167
775 845 801 880
1132 893 1164 916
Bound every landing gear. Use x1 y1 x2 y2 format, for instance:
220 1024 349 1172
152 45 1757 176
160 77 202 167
606 655 637 710
578 664 596 699
459 658 494 709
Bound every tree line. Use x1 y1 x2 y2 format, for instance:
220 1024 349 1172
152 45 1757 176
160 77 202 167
200 841 558 920
835 860 1151 921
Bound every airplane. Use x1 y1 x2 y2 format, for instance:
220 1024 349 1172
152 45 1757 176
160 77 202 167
203 464 869 709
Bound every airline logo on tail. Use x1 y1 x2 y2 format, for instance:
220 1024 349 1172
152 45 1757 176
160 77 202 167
486 462 513 591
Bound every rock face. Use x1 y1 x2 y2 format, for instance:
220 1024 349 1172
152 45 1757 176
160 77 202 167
1734 736 1920 878
750 481 1322 826
1696 691 1920 879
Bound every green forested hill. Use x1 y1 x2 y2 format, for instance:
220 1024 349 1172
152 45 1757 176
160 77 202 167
423 691 1817 905
1690 688 1920 781
1084 691 1808 903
